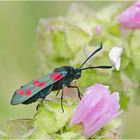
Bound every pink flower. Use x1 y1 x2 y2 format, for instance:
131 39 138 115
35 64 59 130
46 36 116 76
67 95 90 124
119 1 140 29
70 84 121 138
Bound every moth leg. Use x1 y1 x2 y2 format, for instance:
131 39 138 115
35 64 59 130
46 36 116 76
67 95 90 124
67 85 82 100
36 99 43 111
36 85 53 110
36 105 39 111
36 97 48 111
61 84 65 112
56 90 60 97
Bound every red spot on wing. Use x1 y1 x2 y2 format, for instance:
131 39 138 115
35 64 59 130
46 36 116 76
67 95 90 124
50 72 60 78
33 80 40 86
17 89 24 95
33 80 46 87
55 75 63 80
26 89 32 96
50 72 63 81
39 81 46 87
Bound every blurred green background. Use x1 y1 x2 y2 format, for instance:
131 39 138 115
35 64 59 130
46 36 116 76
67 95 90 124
0 1 140 138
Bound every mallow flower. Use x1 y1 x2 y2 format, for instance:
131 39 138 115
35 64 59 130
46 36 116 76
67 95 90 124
70 84 121 138
119 1 140 29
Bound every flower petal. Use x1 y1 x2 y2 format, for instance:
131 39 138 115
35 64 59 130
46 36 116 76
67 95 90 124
70 84 110 125
70 84 121 138
119 1 140 29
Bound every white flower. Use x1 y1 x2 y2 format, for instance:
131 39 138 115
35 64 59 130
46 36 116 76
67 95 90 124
109 47 123 71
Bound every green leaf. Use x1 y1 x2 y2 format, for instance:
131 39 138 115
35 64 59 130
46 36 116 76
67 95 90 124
54 124 85 139
34 103 57 134
52 28 74 60
120 95 130 110
65 23 91 51
34 102 72 134
107 24 121 37
61 131 86 140
28 127 51 139
66 124 83 134
121 55 140 83
46 101 73 129
3 119 34 139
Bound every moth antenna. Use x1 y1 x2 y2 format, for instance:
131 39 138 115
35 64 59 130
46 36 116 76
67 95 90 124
81 65 112 71
79 42 103 69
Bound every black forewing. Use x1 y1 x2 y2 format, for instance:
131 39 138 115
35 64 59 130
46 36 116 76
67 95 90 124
11 70 67 105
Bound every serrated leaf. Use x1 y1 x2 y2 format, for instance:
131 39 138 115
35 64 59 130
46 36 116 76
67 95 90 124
34 102 72 134
34 103 57 134
46 101 73 129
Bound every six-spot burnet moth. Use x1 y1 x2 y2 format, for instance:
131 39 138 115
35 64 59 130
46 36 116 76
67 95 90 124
11 42 112 111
